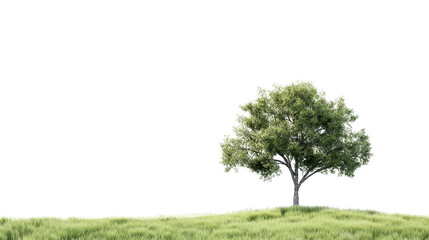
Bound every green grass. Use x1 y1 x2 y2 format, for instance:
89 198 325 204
1 206 429 240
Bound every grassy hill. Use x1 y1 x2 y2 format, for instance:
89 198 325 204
1 206 429 240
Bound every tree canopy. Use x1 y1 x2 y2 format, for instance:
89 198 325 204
221 81 372 205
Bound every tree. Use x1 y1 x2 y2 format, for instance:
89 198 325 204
221 81 372 206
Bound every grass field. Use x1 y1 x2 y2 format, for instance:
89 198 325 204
1 206 429 240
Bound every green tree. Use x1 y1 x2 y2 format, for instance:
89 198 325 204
221 82 372 206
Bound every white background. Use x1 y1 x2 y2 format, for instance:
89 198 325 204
1 1 428 218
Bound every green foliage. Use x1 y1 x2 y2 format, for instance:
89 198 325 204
0 208 428 239
221 81 372 183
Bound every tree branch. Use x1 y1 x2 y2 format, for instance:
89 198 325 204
279 154 292 171
278 154 296 183
299 166 330 185
294 157 299 184
273 159 287 166
286 114 293 123
325 146 344 155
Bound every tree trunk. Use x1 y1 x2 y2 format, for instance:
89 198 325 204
293 185 299 206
